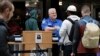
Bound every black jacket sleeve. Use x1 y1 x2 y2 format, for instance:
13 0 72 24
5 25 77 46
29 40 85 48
7 35 15 42
72 22 81 53
0 25 15 43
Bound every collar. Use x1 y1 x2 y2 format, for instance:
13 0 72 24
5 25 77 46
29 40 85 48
0 19 9 29
67 15 77 18
82 16 92 20
48 17 57 23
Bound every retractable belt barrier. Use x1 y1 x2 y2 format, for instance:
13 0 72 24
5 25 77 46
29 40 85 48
8 42 59 53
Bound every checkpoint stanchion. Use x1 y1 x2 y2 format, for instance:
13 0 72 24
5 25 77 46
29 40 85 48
8 42 61 56
8 41 100 56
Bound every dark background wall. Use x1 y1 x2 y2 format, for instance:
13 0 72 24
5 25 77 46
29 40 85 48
12 0 100 30
13 1 26 30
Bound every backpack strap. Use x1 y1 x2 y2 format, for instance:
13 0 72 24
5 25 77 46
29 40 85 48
83 19 88 24
83 19 95 24
68 18 78 41
67 18 75 24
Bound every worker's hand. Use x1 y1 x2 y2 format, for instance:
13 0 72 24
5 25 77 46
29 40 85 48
45 27 56 31
54 26 60 30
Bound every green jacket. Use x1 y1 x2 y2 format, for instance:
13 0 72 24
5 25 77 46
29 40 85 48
25 9 39 30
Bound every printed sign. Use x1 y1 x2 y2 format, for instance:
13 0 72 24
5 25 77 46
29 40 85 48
35 33 42 43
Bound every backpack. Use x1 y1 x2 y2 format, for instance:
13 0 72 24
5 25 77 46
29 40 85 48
67 18 77 41
81 19 100 48
61 18 77 45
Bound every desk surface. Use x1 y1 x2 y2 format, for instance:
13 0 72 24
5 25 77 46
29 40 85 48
8 42 58 44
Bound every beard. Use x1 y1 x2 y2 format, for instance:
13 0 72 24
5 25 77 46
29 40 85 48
51 15 57 19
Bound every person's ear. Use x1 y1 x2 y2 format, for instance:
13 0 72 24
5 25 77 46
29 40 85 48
4 8 10 18
4 8 10 16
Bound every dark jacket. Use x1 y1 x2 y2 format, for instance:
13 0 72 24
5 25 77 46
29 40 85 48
72 16 100 53
0 19 15 56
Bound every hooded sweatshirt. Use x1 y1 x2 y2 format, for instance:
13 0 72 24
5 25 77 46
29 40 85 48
59 15 80 45
25 9 39 30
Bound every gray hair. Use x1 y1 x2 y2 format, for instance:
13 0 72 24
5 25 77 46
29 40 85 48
48 8 56 14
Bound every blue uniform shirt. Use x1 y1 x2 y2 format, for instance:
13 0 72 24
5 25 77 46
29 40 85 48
41 18 62 41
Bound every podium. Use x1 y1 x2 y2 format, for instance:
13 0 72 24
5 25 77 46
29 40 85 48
22 31 52 56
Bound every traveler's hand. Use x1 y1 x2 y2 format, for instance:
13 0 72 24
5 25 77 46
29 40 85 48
58 42 63 45
59 38 64 45
70 52 75 56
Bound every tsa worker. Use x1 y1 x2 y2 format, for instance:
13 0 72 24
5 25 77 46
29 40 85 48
41 8 62 56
